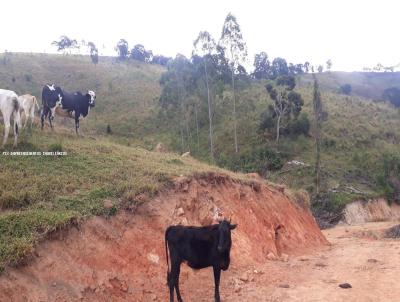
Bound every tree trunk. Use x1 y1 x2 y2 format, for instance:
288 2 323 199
276 114 281 144
231 68 238 153
315 133 321 196
204 62 214 162
194 103 200 151
180 126 184 154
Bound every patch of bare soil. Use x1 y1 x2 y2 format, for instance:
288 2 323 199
0 174 328 302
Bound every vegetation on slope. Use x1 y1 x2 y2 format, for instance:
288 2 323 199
1 52 400 228
0 128 242 272
0 52 164 137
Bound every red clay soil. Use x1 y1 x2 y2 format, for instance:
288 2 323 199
0 173 327 302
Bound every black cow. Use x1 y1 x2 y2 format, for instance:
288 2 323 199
165 220 237 302
41 84 63 130
58 90 96 134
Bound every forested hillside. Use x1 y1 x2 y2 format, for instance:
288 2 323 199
1 50 400 222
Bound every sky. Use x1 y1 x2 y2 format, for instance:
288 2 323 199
0 0 399 71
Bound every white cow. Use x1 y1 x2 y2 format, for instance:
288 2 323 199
0 89 21 148
18 94 39 128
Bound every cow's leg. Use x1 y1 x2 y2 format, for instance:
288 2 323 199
75 113 80 135
48 109 54 130
168 247 183 302
2 117 10 149
23 110 29 128
213 266 221 302
174 264 183 302
41 107 46 130
168 264 176 302
12 110 20 148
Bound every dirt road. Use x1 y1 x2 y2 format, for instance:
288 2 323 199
204 221 400 302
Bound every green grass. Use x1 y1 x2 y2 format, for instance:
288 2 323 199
1 53 400 263
0 127 248 271
0 52 164 137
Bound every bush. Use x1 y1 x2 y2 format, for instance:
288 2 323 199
24 74 32 82
288 113 310 136
382 87 400 107
377 153 400 203
339 84 352 95
48 143 63 152
217 147 284 176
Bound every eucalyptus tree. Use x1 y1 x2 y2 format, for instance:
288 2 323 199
265 75 304 145
193 31 217 161
87 42 98 64
51 36 78 54
252 52 271 79
115 39 129 60
159 54 196 153
312 76 327 196
219 13 248 153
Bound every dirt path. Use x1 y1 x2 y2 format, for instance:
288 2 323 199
209 221 400 302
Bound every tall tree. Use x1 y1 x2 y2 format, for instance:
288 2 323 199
326 59 332 72
87 42 99 64
52 36 78 54
159 55 194 153
115 39 129 60
252 52 270 79
271 57 289 79
130 44 153 62
312 76 326 196
304 61 311 73
265 75 304 144
219 13 248 153
193 31 217 162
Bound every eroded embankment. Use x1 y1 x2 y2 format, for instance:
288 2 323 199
343 198 400 224
0 173 327 302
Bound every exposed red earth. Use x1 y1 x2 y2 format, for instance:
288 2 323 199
0 174 330 302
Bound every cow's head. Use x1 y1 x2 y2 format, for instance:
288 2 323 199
217 219 237 253
86 90 96 107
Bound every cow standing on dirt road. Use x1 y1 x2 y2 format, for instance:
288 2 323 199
165 220 237 302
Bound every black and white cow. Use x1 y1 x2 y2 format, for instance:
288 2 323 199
165 220 237 302
41 84 63 130
55 90 96 135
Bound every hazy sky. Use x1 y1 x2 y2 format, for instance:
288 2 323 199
1 0 399 71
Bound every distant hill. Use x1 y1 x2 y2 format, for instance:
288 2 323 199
299 71 400 100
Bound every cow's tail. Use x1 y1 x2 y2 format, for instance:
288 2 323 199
12 97 21 135
165 227 170 284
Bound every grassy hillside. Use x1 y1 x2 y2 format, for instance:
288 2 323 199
1 52 399 225
0 52 164 137
0 127 250 272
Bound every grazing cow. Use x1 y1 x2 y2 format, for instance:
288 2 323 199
56 90 96 135
18 94 39 128
41 84 63 130
0 89 21 148
165 220 237 302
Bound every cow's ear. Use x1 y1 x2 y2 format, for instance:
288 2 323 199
230 224 237 230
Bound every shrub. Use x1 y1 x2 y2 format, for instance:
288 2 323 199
288 113 310 136
377 153 400 203
48 143 63 152
339 84 352 95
